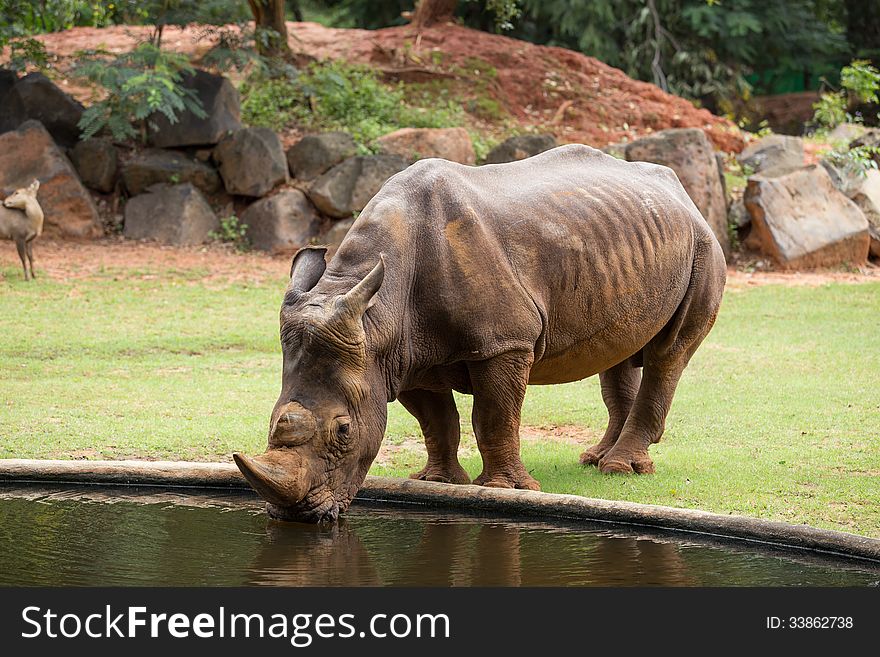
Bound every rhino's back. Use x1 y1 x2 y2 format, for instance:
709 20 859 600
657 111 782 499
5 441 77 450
337 145 713 381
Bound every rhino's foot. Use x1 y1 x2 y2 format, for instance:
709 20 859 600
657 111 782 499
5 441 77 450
474 466 541 491
409 463 471 485
579 443 614 467
598 449 655 475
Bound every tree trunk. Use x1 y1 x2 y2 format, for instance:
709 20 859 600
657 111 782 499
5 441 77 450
247 0 291 57
411 0 458 29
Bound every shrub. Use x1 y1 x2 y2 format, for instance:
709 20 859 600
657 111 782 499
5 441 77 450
812 60 880 131
75 43 206 143
209 215 250 252
241 60 464 146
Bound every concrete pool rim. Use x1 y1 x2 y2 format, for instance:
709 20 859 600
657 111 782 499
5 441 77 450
1 458 877 564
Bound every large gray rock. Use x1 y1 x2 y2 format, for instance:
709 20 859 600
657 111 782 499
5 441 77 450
307 155 408 219
744 165 870 268
0 120 100 237
213 127 288 197
69 138 117 193
625 128 729 257
241 189 325 255
483 134 557 164
317 218 355 256
375 127 475 164
147 69 240 148
123 183 218 245
122 149 220 196
847 168 880 258
738 134 804 175
0 73 84 147
287 132 358 181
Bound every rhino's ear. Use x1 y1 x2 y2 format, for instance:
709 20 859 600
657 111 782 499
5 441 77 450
289 246 327 292
339 254 385 317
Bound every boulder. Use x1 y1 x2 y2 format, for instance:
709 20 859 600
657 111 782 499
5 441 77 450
241 189 325 255
625 128 729 256
147 69 240 148
69 138 117 193
121 149 221 196
213 127 288 197
738 134 804 175
0 120 100 237
846 168 880 258
308 155 408 219
317 218 355 256
827 123 869 144
374 127 475 164
287 132 358 181
0 73 84 147
123 183 218 245
744 165 870 268
0 68 17 102
483 134 557 164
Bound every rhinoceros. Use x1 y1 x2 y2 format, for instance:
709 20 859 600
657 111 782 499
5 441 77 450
234 144 726 522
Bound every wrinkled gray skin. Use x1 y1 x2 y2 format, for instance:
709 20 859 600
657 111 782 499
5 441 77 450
234 145 726 523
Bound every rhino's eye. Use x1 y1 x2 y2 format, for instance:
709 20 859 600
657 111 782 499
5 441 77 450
335 418 352 442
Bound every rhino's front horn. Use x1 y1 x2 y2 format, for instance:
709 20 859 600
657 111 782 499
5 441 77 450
233 451 310 507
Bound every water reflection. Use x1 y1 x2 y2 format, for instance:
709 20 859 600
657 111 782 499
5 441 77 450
0 486 877 587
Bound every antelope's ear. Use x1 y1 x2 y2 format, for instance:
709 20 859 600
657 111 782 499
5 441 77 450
28 179 40 194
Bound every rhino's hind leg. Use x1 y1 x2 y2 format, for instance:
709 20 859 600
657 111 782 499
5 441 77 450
580 356 641 466
399 389 471 485
468 351 541 491
599 236 725 475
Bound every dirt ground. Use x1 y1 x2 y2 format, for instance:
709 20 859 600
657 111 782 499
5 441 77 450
2 238 876 287
29 21 743 151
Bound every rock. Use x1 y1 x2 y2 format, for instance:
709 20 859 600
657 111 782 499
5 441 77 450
0 68 17 103
744 165 870 268
738 134 804 175
0 120 100 237
625 128 729 256
317 218 355 256
845 168 880 258
69 138 117 193
123 183 218 245
122 149 220 196
148 69 240 148
374 127 475 164
287 132 358 181
213 127 288 197
308 155 408 219
827 123 868 144
483 134 557 164
241 189 325 255
601 141 628 160
728 191 749 229
0 73 84 147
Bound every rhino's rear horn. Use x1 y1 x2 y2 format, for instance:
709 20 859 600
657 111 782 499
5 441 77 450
339 255 385 316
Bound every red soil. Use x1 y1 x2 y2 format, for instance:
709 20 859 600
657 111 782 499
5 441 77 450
28 21 744 152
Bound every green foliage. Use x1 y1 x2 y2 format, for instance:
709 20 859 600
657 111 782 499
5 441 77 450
242 60 464 145
813 59 880 129
74 43 206 143
209 215 250 251
825 144 880 180
840 59 880 104
3 37 49 73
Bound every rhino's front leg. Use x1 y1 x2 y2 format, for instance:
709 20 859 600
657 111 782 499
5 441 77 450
399 389 471 484
467 352 540 491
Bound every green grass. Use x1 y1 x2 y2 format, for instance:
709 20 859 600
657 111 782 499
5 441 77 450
1 267 878 537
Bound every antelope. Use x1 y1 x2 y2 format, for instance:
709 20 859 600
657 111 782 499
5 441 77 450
1 180 43 280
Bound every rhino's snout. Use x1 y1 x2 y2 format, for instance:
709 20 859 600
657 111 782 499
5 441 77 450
233 451 311 508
